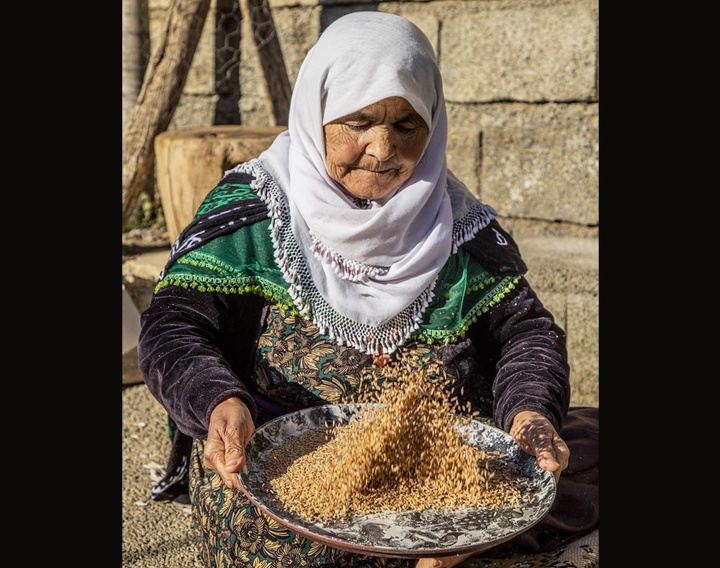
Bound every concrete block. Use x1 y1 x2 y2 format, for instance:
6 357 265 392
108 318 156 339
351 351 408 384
566 292 599 407
515 236 598 408
441 2 597 102
444 110 481 198
517 236 598 294
447 102 598 225
498 218 598 240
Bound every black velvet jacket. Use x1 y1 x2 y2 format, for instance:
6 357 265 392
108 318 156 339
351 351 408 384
138 222 570 441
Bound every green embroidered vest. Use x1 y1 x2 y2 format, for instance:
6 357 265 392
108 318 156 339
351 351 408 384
157 178 523 347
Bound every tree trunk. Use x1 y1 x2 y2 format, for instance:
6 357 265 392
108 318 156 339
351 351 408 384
241 0 292 126
121 0 212 230
155 125 285 242
121 0 148 131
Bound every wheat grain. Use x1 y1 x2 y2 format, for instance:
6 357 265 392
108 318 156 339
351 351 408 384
266 353 526 522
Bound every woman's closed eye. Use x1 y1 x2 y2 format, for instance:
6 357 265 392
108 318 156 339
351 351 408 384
394 122 421 134
344 121 422 135
346 122 370 131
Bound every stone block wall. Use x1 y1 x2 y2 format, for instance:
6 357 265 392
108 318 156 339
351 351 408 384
145 0 599 238
138 0 599 406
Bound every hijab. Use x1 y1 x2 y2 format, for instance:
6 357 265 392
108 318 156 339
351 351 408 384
251 11 495 354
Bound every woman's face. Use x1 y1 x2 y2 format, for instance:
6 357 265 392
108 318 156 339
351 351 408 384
323 97 429 201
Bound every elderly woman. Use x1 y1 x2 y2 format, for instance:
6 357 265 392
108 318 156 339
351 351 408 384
139 11 598 568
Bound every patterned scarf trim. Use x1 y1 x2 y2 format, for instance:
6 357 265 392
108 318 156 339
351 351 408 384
309 231 389 282
452 201 497 254
228 160 496 355
308 196 495 281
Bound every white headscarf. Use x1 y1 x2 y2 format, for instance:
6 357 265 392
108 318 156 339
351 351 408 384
250 11 495 354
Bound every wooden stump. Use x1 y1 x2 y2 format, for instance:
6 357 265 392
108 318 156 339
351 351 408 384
154 125 285 242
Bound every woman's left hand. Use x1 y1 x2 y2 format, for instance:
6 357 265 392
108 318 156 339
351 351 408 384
509 410 569 483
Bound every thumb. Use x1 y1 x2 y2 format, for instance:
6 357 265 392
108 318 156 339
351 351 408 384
223 442 247 472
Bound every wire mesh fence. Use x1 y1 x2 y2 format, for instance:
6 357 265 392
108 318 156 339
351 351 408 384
122 0 266 230
122 0 257 128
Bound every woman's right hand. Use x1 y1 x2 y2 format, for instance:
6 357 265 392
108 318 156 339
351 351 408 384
415 553 473 567
203 396 255 490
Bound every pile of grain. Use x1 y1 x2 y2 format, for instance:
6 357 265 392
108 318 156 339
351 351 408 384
265 354 525 522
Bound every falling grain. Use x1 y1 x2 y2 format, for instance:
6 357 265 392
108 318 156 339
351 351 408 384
266 354 526 522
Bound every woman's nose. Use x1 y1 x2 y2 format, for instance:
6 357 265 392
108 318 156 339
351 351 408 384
364 127 395 161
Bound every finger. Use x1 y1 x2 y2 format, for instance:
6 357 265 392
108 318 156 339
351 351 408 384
535 446 562 481
536 435 570 483
416 560 441 568
220 442 246 490
509 411 567 483
223 441 247 472
203 397 256 489
415 553 472 567
204 432 245 490
553 435 570 469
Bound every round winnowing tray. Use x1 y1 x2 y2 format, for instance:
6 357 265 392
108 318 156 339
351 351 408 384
238 404 556 558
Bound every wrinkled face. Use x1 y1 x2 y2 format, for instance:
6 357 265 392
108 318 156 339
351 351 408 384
323 97 429 201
